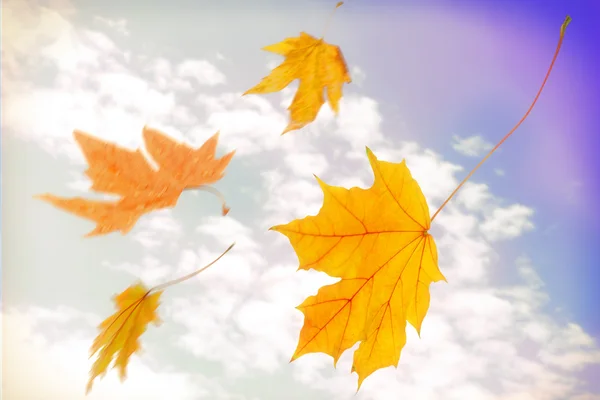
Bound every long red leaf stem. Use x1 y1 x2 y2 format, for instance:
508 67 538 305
430 16 572 223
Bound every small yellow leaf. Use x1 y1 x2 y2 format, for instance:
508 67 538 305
244 32 351 134
86 283 162 394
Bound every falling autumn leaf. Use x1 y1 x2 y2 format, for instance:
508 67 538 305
271 148 445 388
271 15 571 390
87 243 235 394
86 283 162 394
244 4 351 134
36 127 235 237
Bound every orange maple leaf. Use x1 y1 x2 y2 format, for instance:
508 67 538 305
272 148 446 387
244 3 351 134
86 283 162 394
36 127 235 237
271 15 571 390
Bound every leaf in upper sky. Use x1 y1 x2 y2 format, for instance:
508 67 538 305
271 148 446 389
36 126 235 237
244 32 351 135
86 283 162 394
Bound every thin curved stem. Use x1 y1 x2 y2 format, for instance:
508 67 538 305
321 1 344 38
185 185 230 215
149 242 236 292
430 15 572 223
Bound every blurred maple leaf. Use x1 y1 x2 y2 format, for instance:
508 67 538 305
36 127 234 236
86 283 162 394
86 243 235 394
244 2 351 134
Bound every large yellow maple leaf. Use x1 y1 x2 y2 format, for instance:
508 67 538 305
271 148 446 388
36 126 234 236
86 283 162 394
244 30 351 135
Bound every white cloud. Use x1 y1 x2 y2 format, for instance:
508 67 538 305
456 182 493 211
177 59 227 86
104 256 173 287
481 204 535 241
94 16 130 36
131 210 183 250
144 58 194 92
515 256 544 288
334 95 384 148
191 92 295 156
260 169 324 228
452 134 494 157
540 323 600 371
169 217 335 378
284 152 329 177
195 216 258 252
350 65 366 86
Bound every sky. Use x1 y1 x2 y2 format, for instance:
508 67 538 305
2 0 600 399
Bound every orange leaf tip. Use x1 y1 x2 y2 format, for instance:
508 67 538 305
365 146 376 160
269 225 282 232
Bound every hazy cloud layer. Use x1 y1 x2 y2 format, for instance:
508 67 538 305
2 0 599 399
